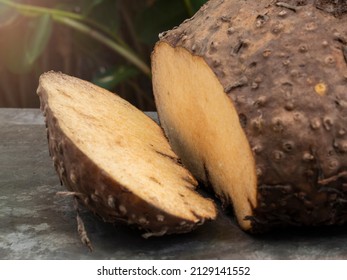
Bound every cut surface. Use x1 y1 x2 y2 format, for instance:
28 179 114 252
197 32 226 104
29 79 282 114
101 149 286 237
37 71 217 235
152 43 257 230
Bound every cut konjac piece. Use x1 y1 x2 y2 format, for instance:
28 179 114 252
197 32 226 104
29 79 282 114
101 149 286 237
152 43 257 231
152 0 347 232
37 71 217 237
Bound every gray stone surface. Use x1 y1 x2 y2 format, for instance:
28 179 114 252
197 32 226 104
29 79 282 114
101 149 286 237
1 109 347 260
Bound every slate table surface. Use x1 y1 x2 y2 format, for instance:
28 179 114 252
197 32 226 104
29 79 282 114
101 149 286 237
1 108 347 260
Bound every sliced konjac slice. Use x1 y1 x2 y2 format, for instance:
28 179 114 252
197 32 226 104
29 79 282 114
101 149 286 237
152 43 257 231
37 71 217 237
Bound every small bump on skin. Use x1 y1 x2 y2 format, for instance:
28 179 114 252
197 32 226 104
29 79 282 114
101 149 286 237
323 117 333 131
339 129 346 136
283 141 295 153
158 31 167 40
227 27 235 35
333 32 343 40
278 10 288 17
138 217 148 225
254 77 263 83
310 118 321 130
328 159 339 170
272 118 284 132
196 218 206 225
255 96 267 106
220 16 230 22
209 41 219 54
70 172 77 184
285 102 294 111
303 152 314 161
272 150 285 161
252 145 263 154
335 140 347 153
84 197 89 205
157 214 165 222
251 117 264 132
299 45 308 53
107 195 115 209
256 168 263 177
209 22 222 31
263 49 272 58
251 82 259 89
325 56 335 65
282 59 290 66
181 35 188 42
281 82 293 96
290 69 299 78
119 205 127 215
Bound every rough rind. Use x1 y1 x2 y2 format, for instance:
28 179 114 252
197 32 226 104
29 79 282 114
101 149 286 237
156 0 347 231
37 72 216 237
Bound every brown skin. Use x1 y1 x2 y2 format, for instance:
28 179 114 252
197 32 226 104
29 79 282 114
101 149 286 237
157 0 347 231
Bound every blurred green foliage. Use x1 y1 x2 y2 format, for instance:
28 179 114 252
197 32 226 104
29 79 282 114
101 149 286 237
0 0 207 109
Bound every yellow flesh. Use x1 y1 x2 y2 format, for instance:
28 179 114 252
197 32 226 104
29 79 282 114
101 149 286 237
40 73 216 222
152 43 257 230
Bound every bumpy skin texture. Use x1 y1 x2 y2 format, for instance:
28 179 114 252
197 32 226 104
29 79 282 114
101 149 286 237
37 75 210 237
159 0 347 231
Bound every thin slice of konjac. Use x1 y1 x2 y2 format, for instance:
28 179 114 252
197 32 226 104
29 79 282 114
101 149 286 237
37 71 217 237
152 43 257 231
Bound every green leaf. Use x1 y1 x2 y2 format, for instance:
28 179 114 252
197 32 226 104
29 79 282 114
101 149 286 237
25 14 52 65
0 3 19 27
81 0 104 16
92 66 139 90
